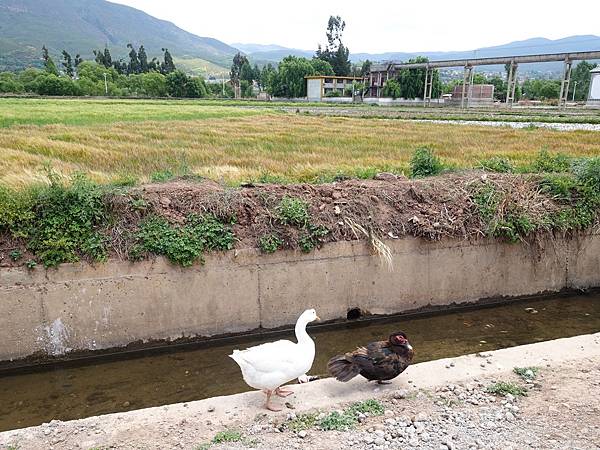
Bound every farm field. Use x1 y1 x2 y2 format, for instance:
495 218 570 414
1 98 599 188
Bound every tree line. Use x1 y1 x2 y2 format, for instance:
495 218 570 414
0 43 235 98
228 15 369 98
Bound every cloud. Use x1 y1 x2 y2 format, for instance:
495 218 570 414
110 0 600 54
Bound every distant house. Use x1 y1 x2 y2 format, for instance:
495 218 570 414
305 76 363 102
587 67 600 108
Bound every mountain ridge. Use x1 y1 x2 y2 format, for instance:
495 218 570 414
241 35 600 73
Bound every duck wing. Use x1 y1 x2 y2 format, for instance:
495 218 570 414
233 339 298 374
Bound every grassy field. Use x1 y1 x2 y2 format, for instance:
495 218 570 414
1 98 599 188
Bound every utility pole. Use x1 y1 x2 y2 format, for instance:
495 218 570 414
572 81 578 102
103 73 108 96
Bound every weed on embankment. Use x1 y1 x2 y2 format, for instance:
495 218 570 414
1 148 599 268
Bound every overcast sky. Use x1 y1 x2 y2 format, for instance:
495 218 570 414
111 0 599 53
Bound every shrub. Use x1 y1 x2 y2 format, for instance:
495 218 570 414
572 157 600 190
275 196 309 227
132 214 234 267
410 147 443 178
298 224 329 252
24 174 107 267
478 157 514 173
531 149 570 173
258 233 282 253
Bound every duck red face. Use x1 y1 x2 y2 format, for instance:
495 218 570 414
390 332 413 350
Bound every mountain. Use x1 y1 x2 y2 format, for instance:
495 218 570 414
241 35 600 74
0 0 237 74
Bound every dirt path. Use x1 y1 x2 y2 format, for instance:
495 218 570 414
1 333 599 450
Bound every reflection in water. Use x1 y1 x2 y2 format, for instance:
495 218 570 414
0 294 598 431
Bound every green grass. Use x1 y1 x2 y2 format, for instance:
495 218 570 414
195 429 249 450
486 381 528 397
513 366 540 380
286 400 385 433
0 98 273 127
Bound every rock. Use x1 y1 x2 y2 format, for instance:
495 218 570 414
364 435 374 444
207 406 215 412
409 437 419 446
394 389 408 399
298 430 307 439
506 411 516 421
374 430 385 438
332 191 342 200
374 437 386 446
334 205 341 215
374 172 400 181
122 401 130 408
414 412 428 422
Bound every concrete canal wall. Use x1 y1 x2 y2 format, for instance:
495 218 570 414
1 234 599 362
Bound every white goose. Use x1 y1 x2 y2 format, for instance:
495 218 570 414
229 309 319 411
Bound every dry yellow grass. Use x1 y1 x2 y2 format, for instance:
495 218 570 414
1 113 600 188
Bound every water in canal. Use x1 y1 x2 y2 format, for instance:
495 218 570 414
0 293 598 432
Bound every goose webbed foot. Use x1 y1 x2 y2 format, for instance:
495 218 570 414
275 386 294 397
264 390 282 411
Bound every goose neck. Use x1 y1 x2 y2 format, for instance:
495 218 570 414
295 319 312 345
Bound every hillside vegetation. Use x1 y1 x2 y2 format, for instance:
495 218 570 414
0 0 236 71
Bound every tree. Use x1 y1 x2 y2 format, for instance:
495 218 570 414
265 55 333 98
240 61 254 84
571 61 597 101
74 54 83 68
166 70 188 97
259 63 276 92
161 48 176 74
382 79 401 99
360 60 371 77
93 47 112 68
138 45 149 73
61 50 74 78
309 58 335 76
164 70 206 98
127 44 140 74
42 46 59 76
315 16 351 76
186 77 208 98
141 72 167 96
230 52 249 97
103 47 113 68
394 57 441 99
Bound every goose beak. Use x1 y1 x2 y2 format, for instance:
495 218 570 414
315 316 321 321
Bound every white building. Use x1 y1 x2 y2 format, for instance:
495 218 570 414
305 76 363 102
587 67 600 107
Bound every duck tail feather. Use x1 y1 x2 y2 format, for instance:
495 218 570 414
327 354 360 382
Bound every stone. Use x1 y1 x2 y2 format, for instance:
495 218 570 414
374 437 386 446
393 389 408 399
298 430 307 439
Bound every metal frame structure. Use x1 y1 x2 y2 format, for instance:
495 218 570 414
368 51 600 108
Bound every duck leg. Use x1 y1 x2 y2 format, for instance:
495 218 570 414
264 390 282 412
275 386 294 397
